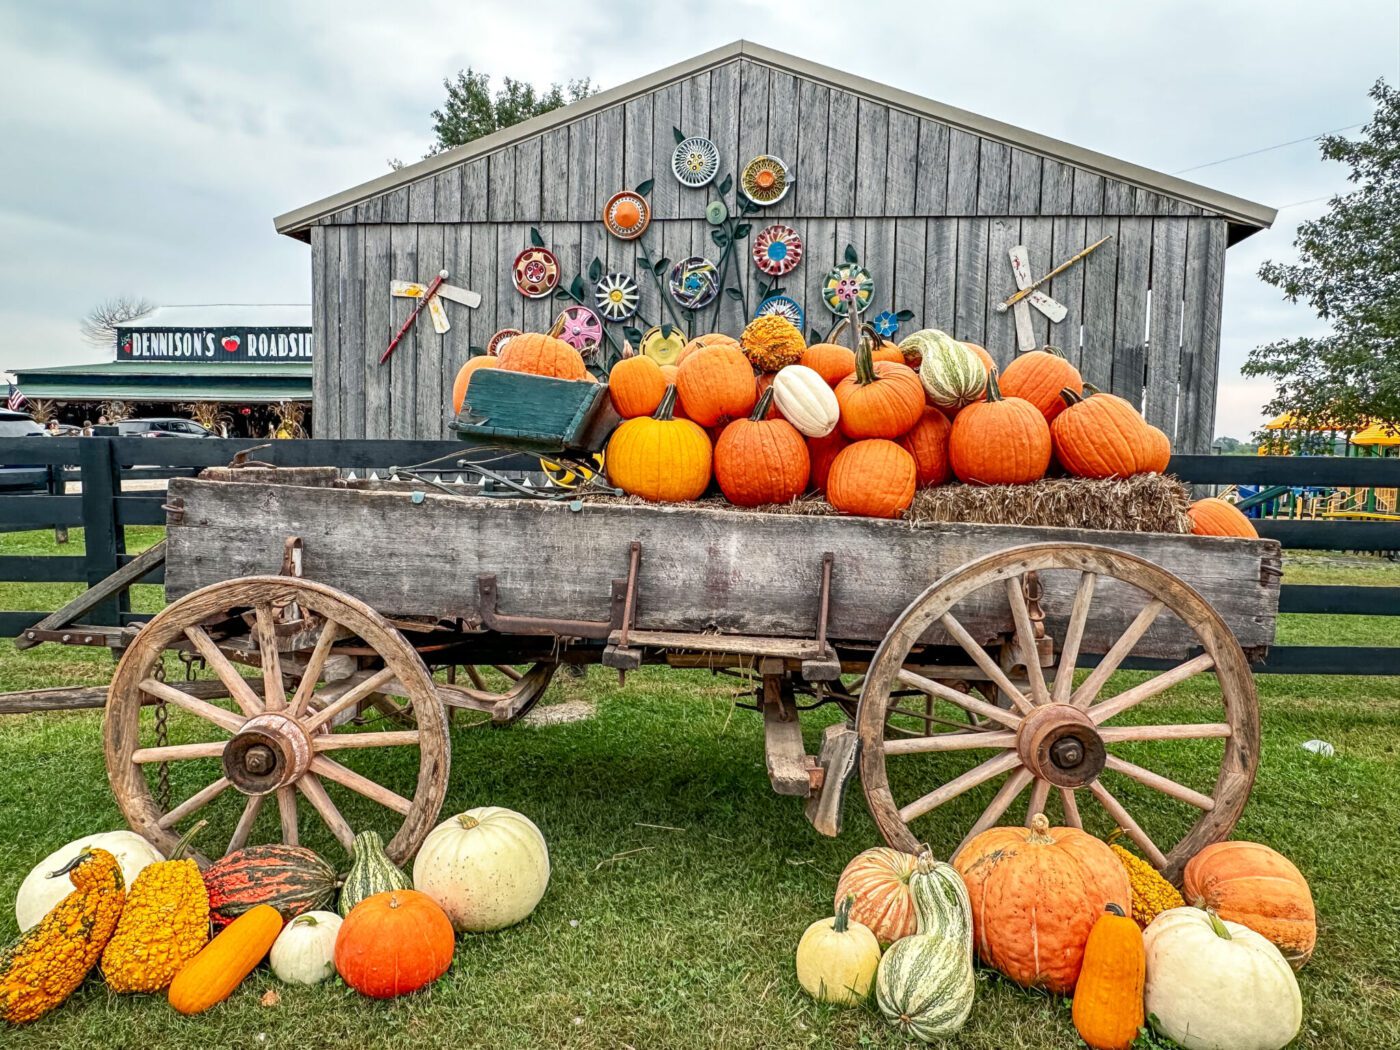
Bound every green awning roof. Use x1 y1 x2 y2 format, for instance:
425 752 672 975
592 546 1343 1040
11 361 311 404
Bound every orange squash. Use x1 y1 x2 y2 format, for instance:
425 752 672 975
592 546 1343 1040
1072 903 1145 1050
606 386 712 502
802 342 857 387
675 332 739 366
1051 386 1156 479
835 343 924 440
334 890 455 999
834 847 918 946
1187 497 1259 538
1184 841 1315 969
948 369 1052 485
827 440 916 519
713 388 809 506
953 814 1131 994
807 430 851 493
999 345 1083 422
608 356 668 419
676 346 758 427
1142 424 1173 473
450 356 500 414
496 332 588 380
900 406 953 487
168 904 283 1015
961 341 996 378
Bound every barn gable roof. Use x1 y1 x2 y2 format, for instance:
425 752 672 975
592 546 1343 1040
274 40 1275 241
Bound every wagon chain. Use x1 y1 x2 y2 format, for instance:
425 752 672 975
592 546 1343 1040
153 661 170 810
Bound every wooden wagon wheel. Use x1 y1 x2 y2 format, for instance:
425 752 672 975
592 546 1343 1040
857 543 1259 883
104 576 450 866
442 662 557 725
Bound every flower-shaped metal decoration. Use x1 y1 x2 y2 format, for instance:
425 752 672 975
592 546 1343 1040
487 328 521 356
740 155 792 206
555 305 604 360
754 294 805 333
513 248 559 298
671 136 720 188
871 310 900 339
594 273 640 322
602 190 651 240
639 325 687 366
821 263 874 316
668 256 721 310
706 199 728 225
752 224 803 277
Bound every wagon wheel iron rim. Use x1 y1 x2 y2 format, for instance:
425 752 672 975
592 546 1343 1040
856 542 1259 884
104 576 450 866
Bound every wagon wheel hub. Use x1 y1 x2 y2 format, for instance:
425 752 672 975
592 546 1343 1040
223 712 312 796
1013 703 1105 788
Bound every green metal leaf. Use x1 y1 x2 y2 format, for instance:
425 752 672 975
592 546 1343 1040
588 256 603 282
718 174 733 195
673 126 686 144
570 274 585 299
661 323 673 339
724 287 744 302
711 229 729 248
733 224 752 239
653 257 670 276
808 329 822 344
636 178 654 197
469 345 486 357
623 326 644 345
895 309 916 321
844 243 858 264
530 227 545 248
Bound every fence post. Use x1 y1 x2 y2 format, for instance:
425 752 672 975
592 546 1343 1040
48 463 69 545
78 437 127 625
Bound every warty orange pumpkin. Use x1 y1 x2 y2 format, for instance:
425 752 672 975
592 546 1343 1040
741 315 807 372
676 346 758 427
606 386 712 502
450 356 500 414
827 440 916 519
1187 497 1259 538
948 369 1051 485
900 406 953 487
607 355 668 419
1184 840 1315 969
496 331 588 380
999 345 1083 422
835 342 924 440
713 388 809 507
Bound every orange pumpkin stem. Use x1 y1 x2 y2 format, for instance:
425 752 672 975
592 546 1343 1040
852 338 879 386
1059 386 1085 408
749 385 776 421
653 384 680 422
985 367 1006 403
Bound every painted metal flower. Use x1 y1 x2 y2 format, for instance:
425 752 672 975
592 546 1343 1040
871 311 900 338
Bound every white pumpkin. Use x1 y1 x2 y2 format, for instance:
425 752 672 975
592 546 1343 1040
1144 907 1302 1050
16 830 163 931
771 364 839 438
270 910 343 985
413 806 550 933
795 895 881 1005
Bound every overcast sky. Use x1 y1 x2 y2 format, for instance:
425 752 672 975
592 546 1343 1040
2 1 1396 437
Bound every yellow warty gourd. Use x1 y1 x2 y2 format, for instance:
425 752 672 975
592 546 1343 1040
101 822 211 993
1109 833 1184 928
0 848 126 1024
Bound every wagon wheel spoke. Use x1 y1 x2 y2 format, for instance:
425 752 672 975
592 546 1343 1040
139 678 245 734
131 740 228 763
493 664 523 682
1026 777 1051 825
1005 577 1049 705
297 772 355 851
228 794 265 853
463 665 488 690
1089 653 1216 724
183 626 264 717
883 730 1017 756
1088 780 1167 868
157 776 232 830
290 620 346 718
938 613 1034 714
1051 571 1096 703
310 756 414 816
301 667 398 733
253 602 287 711
954 767 1036 858
1098 721 1231 742
276 786 299 845
314 730 421 751
1070 599 1165 708
898 669 1022 730
1059 787 1082 828
1103 755 1216 810
898 751 1023 824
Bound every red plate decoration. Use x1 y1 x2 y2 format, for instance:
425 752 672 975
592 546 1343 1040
594 272 640 322
513 248 559 298
487 328 521 356
740 155 792 206
755 294 805 333
556 305 604 359
668 256 720 310
752 225 803 276
821 263 874 316
603 190 651 240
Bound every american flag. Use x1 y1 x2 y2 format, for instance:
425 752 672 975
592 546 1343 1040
6 382 26 412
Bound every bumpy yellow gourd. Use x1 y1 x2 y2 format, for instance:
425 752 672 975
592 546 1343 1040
1109 831 1184 928
101 822 210 993
0 848 126 1024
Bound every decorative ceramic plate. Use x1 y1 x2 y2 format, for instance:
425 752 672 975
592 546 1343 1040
740 155 792 206
752 224 803 276
755 294 805 332
706 199 728 225
513 248 559 298
871 310 900 338
821 263 874 316
555 305 604 359
486 328 522 356
603 190 651 240
639 325 687 366
594 272 640 322
668 256 720 309
671 136 720 188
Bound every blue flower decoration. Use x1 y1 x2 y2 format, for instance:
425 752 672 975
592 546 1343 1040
872 310 899 338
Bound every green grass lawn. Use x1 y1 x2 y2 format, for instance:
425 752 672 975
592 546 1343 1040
1 530 1398 1047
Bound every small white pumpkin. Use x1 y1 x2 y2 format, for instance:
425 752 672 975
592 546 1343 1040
413 806 550 933
796 894 881 1005
270 909 343 985
16 830 163 931
771 364 840 438
1144 907 1302 1050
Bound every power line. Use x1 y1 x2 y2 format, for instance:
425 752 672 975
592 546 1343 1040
1172 123 1365 175
1276 194 1335 210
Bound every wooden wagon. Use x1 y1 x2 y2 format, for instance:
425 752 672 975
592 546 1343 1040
55 463 1280 881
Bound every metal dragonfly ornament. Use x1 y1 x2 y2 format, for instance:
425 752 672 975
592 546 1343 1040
381 270 482 364
999 236 1112 353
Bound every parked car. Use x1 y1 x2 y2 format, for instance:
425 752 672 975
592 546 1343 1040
0 409 50 493
114 418 217 438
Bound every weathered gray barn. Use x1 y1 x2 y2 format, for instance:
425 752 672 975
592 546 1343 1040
276 40 1274 451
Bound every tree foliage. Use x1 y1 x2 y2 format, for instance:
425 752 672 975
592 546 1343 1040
429 70 596 154
81 295 154 348
1243 80 1400 439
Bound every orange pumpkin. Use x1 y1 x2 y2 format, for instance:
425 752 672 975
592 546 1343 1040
713 388 809 507
1184 841 1315 969
962 341 997 377
807 430 851 493
999 345 1083 422
675 332 739 366
900 406 953 487
827 440 916 519
953 814 1131 994
496 332 588 380
658 364 679 385
608 356 668 419
1051 387 1156 479
450 356 500 414
835 344 924 440
334 890 455 999
802 342 857 387
948 369 1052 485
754 373 779 419
1188 497 1258 538
676 346 758 427
1143 424 1172 473
834 847 918 946
606 386 712 502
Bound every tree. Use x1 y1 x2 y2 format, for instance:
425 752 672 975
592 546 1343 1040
428 70 596 153
1243 80 1400 444
81 296 153 348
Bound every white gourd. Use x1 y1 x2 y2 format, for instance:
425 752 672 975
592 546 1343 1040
270 910 343 985
795 894 881 1006
771 364 840 437
16 831 163 931
413 806 550 933
1143 907 1302 1050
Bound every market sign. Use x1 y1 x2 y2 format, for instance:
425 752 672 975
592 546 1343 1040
117 327 313 363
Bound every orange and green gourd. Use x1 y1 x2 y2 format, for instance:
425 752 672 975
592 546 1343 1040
0 847 126 1024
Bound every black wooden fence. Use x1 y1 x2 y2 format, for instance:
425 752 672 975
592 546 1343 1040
2 436 1397 676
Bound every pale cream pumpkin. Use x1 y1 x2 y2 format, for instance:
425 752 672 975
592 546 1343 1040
795 894 881 1005
771 364 840 438
16 831 163 931
270 910 342 985
412 806 551 932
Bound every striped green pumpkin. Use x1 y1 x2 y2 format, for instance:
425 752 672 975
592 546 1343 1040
907 330 986 411
338 831 412 917
875 853 976 1041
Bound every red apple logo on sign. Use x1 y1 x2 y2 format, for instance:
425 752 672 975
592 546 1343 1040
222 335 241 353
121 337 133 354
